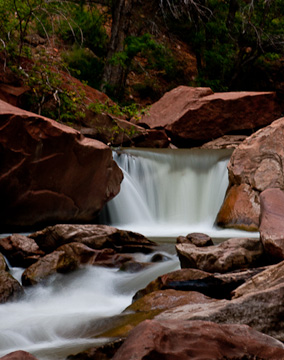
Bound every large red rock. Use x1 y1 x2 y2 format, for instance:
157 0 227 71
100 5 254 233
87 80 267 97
0 100 123 230
113 320 284 360
137 86 282 147
217 117 284 230
259 188 284 259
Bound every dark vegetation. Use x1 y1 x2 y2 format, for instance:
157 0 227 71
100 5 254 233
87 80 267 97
0 0 284 123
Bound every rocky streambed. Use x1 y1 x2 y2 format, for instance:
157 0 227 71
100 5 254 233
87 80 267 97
0 224 284 360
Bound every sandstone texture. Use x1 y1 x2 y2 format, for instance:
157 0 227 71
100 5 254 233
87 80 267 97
137 86 282 147
217 117 284 230
156 281 284 341
29 224 156 253
260 188 284 259
232 260 284 299
176 237 264 273
113 320 284 360
0 100 123 230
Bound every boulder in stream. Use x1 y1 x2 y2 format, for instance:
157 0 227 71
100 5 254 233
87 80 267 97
0 100 123 230
0 350 38 360
217 116 284 231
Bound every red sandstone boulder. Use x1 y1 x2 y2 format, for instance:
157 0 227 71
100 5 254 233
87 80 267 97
217 117 284 230
176 237 264 273
137 86 282 147
0 234 44 267
29 224 156 254
0 100 123 230
0 351 38 360
113 320 284 360
0 270 24 303
259 188 284 259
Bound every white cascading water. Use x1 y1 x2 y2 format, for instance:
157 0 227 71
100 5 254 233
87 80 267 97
103 148 258 239
0 148 259 359
0 250 179 360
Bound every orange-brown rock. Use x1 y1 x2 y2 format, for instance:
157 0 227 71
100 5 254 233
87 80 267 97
216 184 260 231
176 232 213 247
113 320 284 360
0 100 123 230
218 117 284 231
137 86 282 147
260 188 284 260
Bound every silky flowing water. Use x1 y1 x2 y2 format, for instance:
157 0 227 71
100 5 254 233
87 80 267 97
0 148 258 359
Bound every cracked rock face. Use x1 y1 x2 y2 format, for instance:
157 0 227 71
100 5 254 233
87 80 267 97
0 100 123 230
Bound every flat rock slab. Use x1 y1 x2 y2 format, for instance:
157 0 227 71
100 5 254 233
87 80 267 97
113 320 284 360
137 86 282 147
156 282 284 341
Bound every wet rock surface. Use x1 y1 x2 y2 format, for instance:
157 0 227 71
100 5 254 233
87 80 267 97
112 320 284 360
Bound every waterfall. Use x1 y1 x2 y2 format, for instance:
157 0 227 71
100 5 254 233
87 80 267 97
103 148 258 239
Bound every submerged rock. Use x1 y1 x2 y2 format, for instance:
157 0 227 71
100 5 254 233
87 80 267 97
0 100 123 230
113 320 284 360
137 86 282 147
